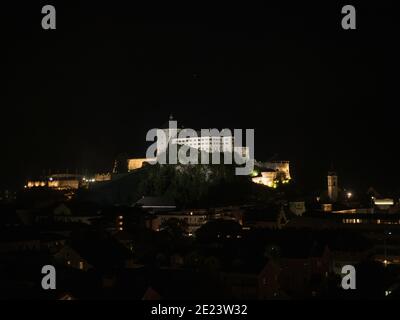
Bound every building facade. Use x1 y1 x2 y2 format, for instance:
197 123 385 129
327 171 338 202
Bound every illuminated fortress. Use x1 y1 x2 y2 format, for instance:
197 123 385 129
26 116 291 190
251 161 291 188
126 116 291 187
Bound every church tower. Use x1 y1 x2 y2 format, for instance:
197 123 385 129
327 171 338 202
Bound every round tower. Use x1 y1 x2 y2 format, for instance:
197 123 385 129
156 115 179 156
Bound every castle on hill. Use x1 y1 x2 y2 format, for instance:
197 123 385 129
123 115 291 188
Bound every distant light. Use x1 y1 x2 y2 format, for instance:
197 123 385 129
374 199 394 206
188 233 193 236
118 215 123 219
190 212 193 216
49 177 53 181
119 227 123 231
383 259 389 266
347 192 352 199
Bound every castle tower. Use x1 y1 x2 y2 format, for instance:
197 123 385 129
156 115 179 156
327 171 338 202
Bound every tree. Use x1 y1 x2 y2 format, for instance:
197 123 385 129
160 218 188 240
264 244 281 260
195 219 242 242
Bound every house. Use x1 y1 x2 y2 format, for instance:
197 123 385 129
53 245 93 271
195 219 242 242
288 201 306 216
151 210 209 235
53 234 135 272
213 206 244 225
135 197 176 213
0 229 65 254
243 205 289 229
35 202 103 225
219 233 332 299
113 230 135 252
270 243 332 298
327 232 372 274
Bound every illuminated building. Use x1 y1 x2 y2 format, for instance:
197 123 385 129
151 210 208 235
26 172 112 191
127 158 156 171
125 116 250 172
374 198 394 210
252 170 277 187
251 160 291 187
261 161 291 180
156 115 250 159
322 203 333 212
289 201 306 216
27 174 82 190
251 161 291 188
94 173 112 182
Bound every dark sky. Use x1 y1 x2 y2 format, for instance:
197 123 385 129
2 1 400 193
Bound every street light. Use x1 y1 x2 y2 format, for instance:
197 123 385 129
346 192 352 199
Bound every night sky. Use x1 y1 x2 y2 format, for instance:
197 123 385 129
2 1 399 193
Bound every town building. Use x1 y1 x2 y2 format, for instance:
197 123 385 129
327 171 338 202
150 210 209 235
251 161 291 187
